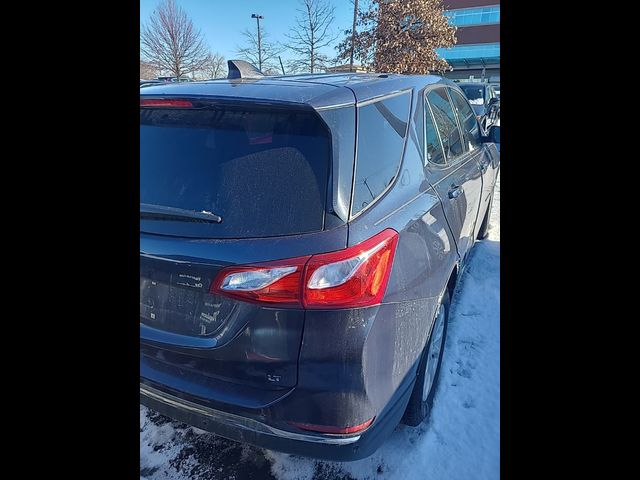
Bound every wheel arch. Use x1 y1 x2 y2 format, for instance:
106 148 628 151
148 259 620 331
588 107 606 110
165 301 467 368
445 262 459 300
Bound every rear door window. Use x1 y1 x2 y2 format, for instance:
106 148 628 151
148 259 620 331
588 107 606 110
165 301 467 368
450 89 481 151
427 88 464 162
140 104 331 238
352 91 411 216
424 98 445 165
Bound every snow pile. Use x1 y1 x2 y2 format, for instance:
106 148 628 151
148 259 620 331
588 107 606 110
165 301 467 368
140 407 186 479
267 175 500 479
488 173 500 240
140 176 501 480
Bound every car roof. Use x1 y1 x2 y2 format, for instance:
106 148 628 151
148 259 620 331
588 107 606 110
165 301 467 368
139 73 449 110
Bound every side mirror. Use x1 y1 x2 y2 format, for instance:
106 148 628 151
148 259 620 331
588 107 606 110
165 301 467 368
482 125 500 144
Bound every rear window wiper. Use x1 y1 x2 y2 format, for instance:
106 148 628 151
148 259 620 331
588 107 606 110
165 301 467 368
140 203 222 223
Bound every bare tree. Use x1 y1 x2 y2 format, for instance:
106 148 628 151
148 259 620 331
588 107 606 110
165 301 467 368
199 51 227 79
284 0 338 73
236 27 282 73
284 61 307 75
140 0 210 79
140 60 159 80
263 66 283 76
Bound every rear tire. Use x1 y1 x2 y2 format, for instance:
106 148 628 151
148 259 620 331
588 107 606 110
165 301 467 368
402 289 450 427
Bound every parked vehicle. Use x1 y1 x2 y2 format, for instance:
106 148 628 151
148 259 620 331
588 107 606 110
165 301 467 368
457 82 500 133
140 63 500 462
142 77 195 88
140 79 165 88
156 76 194 83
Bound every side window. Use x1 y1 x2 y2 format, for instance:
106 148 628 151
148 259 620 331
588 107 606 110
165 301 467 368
352 91 411 216
450 89 481 151
426 88 464 162
424 98 445 165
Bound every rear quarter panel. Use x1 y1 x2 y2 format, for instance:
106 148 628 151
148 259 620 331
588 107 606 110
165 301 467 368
288 86 459 426
347 85 459 392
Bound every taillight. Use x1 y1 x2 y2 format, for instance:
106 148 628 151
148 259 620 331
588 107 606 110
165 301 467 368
210 229 399 309
303 229 398 309
140 99 193 108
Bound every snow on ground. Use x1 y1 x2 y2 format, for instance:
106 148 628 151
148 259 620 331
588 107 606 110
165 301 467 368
489 173 500 241
140 176 500 480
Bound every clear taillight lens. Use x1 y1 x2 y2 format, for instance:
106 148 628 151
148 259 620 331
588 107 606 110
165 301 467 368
220 267 298 291
211 256 310 308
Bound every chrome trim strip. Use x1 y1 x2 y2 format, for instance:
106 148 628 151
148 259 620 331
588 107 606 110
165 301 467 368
314 102 355 111
140 384 362 445
356 88 413 108
346 102 360 218
139 253 192 264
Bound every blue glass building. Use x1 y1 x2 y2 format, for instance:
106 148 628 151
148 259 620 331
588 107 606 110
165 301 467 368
437 1 500 83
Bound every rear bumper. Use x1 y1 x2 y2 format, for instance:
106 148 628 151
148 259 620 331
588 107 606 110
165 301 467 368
140 378 414 462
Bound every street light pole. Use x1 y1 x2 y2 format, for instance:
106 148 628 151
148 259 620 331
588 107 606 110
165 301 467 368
251 13 264 71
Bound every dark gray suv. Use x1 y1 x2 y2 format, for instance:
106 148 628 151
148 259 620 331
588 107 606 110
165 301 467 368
140 66 500 461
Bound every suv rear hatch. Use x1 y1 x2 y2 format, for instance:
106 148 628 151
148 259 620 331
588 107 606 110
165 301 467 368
140 98 349 402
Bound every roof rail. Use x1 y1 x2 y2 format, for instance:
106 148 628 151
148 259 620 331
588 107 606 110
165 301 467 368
227 59 264 80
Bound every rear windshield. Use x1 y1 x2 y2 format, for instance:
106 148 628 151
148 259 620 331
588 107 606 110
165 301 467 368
140 104 331 238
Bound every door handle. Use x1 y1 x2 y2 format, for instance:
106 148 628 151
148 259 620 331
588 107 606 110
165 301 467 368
448 184 463 199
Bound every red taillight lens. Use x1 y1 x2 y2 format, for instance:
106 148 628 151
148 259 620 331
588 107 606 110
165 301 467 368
140 99 193 108
211 229 399 309
289 417 374 434
303 229 398 309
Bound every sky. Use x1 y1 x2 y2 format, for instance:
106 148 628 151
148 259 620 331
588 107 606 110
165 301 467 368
140 0 358 71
